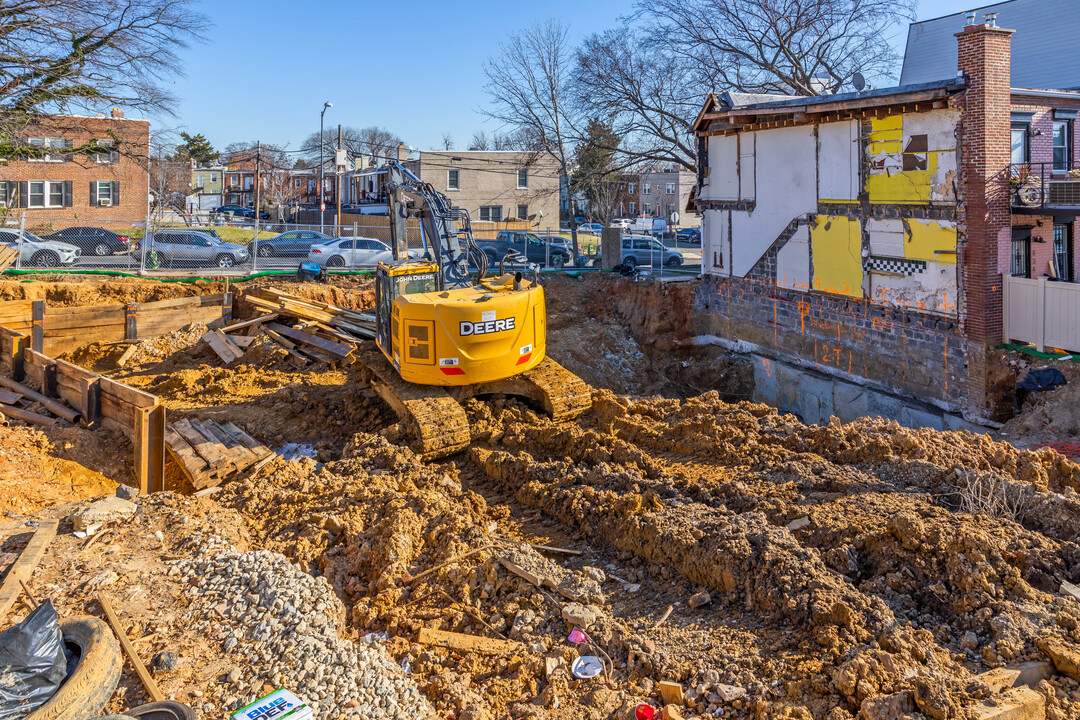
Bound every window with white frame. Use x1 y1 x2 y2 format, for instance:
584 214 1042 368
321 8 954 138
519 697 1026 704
1053 120 1072 172
0 184 7 208
243 175 253 190
628 201 636 214
28 181 66 208
665 183 675 195
294 178 302 189
642 183 651 194
197 174 205 188
447 169 460 190
628 182 635 194
92 139 117 163
517 169 528 189
643 202 652 215
516 204 528 220
95 181 114 205
27 137 69 162
479 205 502 222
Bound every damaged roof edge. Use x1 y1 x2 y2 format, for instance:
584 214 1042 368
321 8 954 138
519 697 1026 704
694 78 966 131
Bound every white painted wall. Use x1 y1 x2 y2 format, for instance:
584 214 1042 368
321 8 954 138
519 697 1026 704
705 135 738 201
730 125 817 276
776 225 810 290
738 133 756 202
867 218 905 256
702 208 729 276
817 120 860 202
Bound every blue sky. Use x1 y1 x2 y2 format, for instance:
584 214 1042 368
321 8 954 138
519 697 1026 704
159 0 982 154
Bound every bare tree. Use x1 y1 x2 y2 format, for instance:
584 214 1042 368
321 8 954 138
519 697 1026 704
576 0 915 171
148 131 189 219
646 0 915 96
440 132 454 150
467 129 534 151
300 125 404 169
262 169 302 222
0 0 209 157
575 30 701 170
483 19 582 259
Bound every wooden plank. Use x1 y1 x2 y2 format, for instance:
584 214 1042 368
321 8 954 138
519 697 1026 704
229 335 257 348
221 313 278 333
263 327 296 350
31 300 44 353
0 519 58 623
0 391 22 405
24 349 56 398
96 592 165 702
80 376 100 426
266 322 352 359
0 246 20 273
136 293 225 313
417 627 523 656
0 328 26 381
163 425 214 488
55 358 97 384
99 377 159 408
201 329 243 363
197 419 258 469
171 417 230 470
100 394 136 436
219 421 273 458
134 405 166 494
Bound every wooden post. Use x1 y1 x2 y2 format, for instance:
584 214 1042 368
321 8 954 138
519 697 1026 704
80 376 100 428
222 291 233 324
124 303 137 342
134 404 165 493
30 300 44 353
1 328 26 381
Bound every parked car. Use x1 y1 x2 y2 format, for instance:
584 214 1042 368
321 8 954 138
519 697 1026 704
213 205 248 217
674 227 701 243
611 218 632 231
479 231 574 268
188 228 223 241
41 226 131 256
246 230 332 258
143 230 249 268
0 229 81 267
595 234 683 269
306 237 396 268
627 217 668 236
576 223 605 235
240 208 271 221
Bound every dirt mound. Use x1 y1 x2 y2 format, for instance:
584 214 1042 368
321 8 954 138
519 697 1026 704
0 425 117 514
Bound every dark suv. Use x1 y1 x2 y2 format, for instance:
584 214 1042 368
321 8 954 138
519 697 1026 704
477 231 574 268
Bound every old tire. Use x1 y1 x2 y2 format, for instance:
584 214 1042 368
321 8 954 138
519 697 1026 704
124 701 197 720
25 616 122 720
215 253 235 268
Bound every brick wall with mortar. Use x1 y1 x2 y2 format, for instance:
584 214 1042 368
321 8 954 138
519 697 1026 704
955 23 1015 418
0 114 149 225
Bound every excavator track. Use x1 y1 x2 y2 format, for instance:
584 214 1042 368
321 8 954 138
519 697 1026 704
353 346 591 461
353 346 472 461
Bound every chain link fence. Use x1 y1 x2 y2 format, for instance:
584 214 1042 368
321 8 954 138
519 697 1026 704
0 213 696 276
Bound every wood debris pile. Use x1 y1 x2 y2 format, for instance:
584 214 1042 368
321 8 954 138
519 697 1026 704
200 287 375 367
164 417 275 491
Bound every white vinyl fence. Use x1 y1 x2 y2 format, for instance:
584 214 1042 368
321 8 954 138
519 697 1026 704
1003 274 1080 352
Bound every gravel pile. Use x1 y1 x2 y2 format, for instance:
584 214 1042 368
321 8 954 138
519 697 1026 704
174 534 431 719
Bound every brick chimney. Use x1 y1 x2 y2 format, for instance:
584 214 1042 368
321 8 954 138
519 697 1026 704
956 19 1013 419
110 108 124 119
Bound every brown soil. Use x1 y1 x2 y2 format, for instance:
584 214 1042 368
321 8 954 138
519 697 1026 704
0 426 117 515
0 274 1078 720
997 354 1080 455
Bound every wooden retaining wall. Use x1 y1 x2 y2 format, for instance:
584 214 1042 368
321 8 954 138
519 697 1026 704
0 292 233 493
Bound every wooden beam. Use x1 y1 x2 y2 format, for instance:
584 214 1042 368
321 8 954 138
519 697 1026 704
202 329 243 363
97 592 165 702
171 417 230 470
30 300 44 353
221 313 278 333
0 327 27 381
417 627 523 656
99 377 159 408
0 519 58 623
134 404 165 494
266 322 353 359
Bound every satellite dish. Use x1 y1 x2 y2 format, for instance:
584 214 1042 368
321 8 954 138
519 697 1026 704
852 72 866 92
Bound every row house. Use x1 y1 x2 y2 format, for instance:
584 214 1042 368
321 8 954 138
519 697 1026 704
691 12 1075 426
0 110 149 226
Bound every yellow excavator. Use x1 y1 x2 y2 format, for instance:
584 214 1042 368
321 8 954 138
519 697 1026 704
353 163 591 459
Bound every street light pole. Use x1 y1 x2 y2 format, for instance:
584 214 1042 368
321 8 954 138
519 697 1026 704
319 101 333 235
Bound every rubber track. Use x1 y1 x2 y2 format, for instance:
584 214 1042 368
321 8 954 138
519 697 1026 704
516 358 592 422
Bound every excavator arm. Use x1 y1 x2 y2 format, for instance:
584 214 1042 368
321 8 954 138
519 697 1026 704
386 162 485 289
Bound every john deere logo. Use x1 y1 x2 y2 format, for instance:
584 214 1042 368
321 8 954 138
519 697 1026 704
460 317 516 336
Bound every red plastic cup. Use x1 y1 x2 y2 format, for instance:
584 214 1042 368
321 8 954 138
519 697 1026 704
635 703 655 720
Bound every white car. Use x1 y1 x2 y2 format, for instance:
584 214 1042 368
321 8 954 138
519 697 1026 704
306 237 412 268
0 229 81 267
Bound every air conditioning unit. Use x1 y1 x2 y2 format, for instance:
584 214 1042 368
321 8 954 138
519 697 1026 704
98 198 112 207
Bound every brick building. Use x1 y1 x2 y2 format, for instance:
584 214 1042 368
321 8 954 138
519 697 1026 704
637 166 699 228
0 110 149 224
406 151 560 230
691 16 1077 426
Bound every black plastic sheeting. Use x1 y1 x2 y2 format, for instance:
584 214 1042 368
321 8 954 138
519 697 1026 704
1017 368 1067 393
0 600 67 720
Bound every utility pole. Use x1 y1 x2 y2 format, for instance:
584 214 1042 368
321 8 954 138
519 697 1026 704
319 101 332 235
336 124 343 233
